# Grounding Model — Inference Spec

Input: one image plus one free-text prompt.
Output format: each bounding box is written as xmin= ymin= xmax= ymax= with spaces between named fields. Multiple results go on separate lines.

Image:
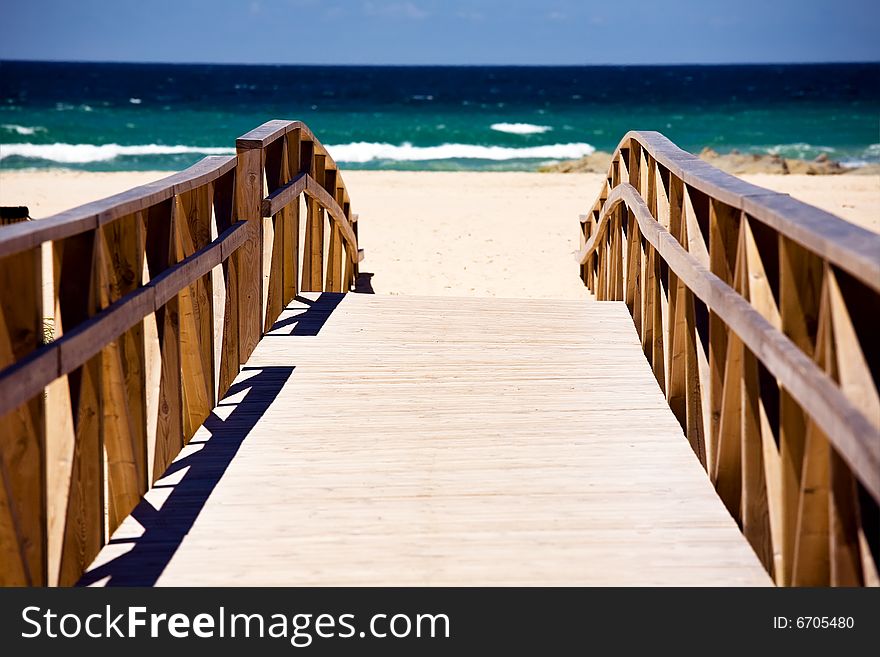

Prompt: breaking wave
xmin=325 ymin=141 xmax=594 ymax=162
xmin=0 ymin=142 xmax=234 ymax=163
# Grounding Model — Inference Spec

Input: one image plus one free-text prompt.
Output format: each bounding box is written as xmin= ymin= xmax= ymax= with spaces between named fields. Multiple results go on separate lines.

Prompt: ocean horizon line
xmin=2 ymin=58 xmax=879 ymax=68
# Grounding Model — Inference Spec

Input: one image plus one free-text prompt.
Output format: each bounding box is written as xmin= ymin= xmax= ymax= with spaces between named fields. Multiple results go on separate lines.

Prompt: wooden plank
xmin=326 ymin=184 xmax=344 ymax=293
xmin=826 ymin=268 xmax=880 ymax=430
xmin=283 ymin=129 xmax=301 ymax=306
xmin=712 ymin=324 xmax=743 ymax=518
xmin=791 ymin=419 xmax=831 ymax=586
xmin=682 ymin=285 xmax=707 ymax=467
xmin=708 ymin=200 xmax=740 ymax=474
xmin=261 ymin=173 xmax=308 ymax=218
xmin=304 ymin=155 xmax=326 ymax=293
xmin=85 ymin=295 xmax=771 ymax=587
xmin=174 ymin=190 xmax=214 ymax=440
xmin=263 ymin=137 xmax=286 ymax=331
xmin=650 ymin=243 xmax=665 ymax=388
xmin=741 ymin=215 xmax=783 ymax=579
xmin=181 ymin=184 xmax=216 ymax=431
xmin=641 ymin=241 xmax=653 ymax=355
xmin=45 ymin=242 xmax=76 ymax=586
xmin=55 ymin=231 xmax=104 ymax=586
xmin=303 ymin=155 xmax=325 ymax=292
xmin=97 ymin=214 xmax=148 ymax=535
xmin=578 ymin=185 xmax=879 ymax=504
xmin=212 ymin=168 xmax=238 ymax=399
xmin=144 ymin=200 xmax=184 ymax=482
xmin=667 ymin=272 xmax=687 ymax=432
xmin=741 ymin=346 xmax=774 ymax=575
xmin=0 ymin=246 xmax=45 ymax=585
xmin=235 ymin=146 xmax=264 ymax=363
xmin=828 ymin=450 xmax=864 ymax=586
xmin=778 ymin=235 xmax=823 ymax=585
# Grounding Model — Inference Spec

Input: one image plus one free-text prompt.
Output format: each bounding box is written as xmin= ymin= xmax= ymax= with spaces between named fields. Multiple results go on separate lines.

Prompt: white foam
xmin=490 ymin=122 xmax=552 ymax=135
xmin=766 ymin=143 xmax=835 ymax=157
xmin=325 ymin=141 xmax=594 ymax=162
xmin=1 ymin=124 xmax=46 ymax=136
xmin=0 ymin=143 xmax=234 ymax=163
xmin=1 ymin=140 xmax=598 ymax=166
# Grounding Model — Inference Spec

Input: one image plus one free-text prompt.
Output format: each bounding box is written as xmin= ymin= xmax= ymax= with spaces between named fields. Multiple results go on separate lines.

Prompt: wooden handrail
xmin=0 ymin=120 xmax=363 ymax=586
xmin=0 ymin=156 xmax=237 ymax=259
xmin=577 ymin=133 xmax=880 ymax=587
xmin=615 ymin=132 xmax=880 ymax=290
xmin=579 ymin=183 xmax=879 ymax=500
xmin=261 ymin=171 xmax=358 ymax=253
xmin=234 ymin=119 xmax=361 ymax=342
xmin=0 ymin=221 xmax=248 ymax=418
xmin=262 ymin=171 xmax=309 ymax=217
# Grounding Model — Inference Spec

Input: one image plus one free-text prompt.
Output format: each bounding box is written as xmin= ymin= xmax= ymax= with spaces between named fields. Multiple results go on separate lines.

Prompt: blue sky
xmin=1 ymin=0 xmax=878 ymax=65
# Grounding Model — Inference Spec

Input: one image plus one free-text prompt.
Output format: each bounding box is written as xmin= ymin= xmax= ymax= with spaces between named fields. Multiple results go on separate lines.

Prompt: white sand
xmin=1 ymin=169 xmax=877 ymax=299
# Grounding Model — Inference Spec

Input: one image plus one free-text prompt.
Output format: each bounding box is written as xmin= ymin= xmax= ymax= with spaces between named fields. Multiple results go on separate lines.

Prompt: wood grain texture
xmin=577 ymin=133 xmax=880 ymax=586
xmin=235 ymin=147 xmax=264 ymax=363
xmin=85 ymin=294 xmax=770 ymax=586
xmin=0 ymin=156 xmax=235 ymax=260
xmin=1 ymin=123 xmax=367 ymax=587
xmin=0 ymin=246 xmax=45 ymax=585
xmin=577 ymin=184 xmax=880 ymax=504
xmin=97 ymin=214 xmax=148 ymax=535
xmin=56 ymin=231 xmax=104 ymax=586
xmin=618 ymin=131 xmax=880 ymax=290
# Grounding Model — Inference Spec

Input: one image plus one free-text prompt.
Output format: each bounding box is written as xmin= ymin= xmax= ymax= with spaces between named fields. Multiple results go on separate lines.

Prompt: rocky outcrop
xmin=539 ymin=147 xmax=868 ymax=175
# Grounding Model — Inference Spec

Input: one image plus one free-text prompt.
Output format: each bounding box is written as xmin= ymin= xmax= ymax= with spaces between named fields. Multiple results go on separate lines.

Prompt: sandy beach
xmin=1 ymin=169 xmax=877 ymax=299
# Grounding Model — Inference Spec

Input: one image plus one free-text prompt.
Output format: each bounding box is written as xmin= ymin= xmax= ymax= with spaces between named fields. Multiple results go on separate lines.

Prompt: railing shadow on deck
xmin=77 ymin=366 xmax=293 ymax=586
xmin=265 ymin=292 xmax=346 ymax=336
xmin=77 ymin=291 xmax=349 ymax=586
xmin=0 ymin=119 xmax=365 ymax=587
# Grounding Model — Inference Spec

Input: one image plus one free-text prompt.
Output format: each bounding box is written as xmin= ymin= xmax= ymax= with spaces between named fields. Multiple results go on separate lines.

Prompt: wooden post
xmin=300 ymin=141 xmax=317 ymax=292
xmin=324 ymin=169 xmax=341 ymax=293
xmin=778 ymin=236 xmax=824 ymax=586
xmin=235 ymin=144 xmax=264 ymax=363
xmin=97 ymin=214 xmax=148 ymax=535
xmin=56 ymin=230 xmax=105 ymax=585
xmin=213 ymin=168 xmax=239 ymax=399
xmin=284 ymin=129 xmax=302 ymax=305
xmin=0 ymin=246 xmax=45 ymax=586
xmin=144 ymin=199 xmax=184 ymax=483
xmin=306 ymin=155 xmax=326 ymax=293
xmin=264 ymin=137 xmax=287 ymax=331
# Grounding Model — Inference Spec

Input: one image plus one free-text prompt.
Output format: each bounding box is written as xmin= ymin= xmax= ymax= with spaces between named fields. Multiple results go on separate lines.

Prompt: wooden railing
xmin=0 ymin=120 xmax=362 ymax=586
xmin=577 ymin=131 xmax=880 ymax=587
xmin=236 ymin=119 xmax=362 ymax=344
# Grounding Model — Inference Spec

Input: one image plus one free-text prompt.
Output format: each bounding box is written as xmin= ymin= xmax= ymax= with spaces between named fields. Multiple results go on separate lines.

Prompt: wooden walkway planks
xmin=82 ymin=293 xmax=771 ymax=586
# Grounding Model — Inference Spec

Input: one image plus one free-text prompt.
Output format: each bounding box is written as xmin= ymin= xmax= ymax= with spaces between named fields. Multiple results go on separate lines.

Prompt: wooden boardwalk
xmin=3 ymin=124 xmax=876 ymax=587
xmin=82 ymin=293 xmax=770 ymax=586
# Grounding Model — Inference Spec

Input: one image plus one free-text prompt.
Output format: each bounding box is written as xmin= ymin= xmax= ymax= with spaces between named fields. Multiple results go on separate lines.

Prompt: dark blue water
xmin=1 ymin=61 xmax=878 ymax=170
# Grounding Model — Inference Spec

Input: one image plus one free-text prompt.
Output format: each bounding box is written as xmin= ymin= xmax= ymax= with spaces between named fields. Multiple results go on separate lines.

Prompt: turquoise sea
xmin=1 ymin=61 xmax=878 ymax=171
